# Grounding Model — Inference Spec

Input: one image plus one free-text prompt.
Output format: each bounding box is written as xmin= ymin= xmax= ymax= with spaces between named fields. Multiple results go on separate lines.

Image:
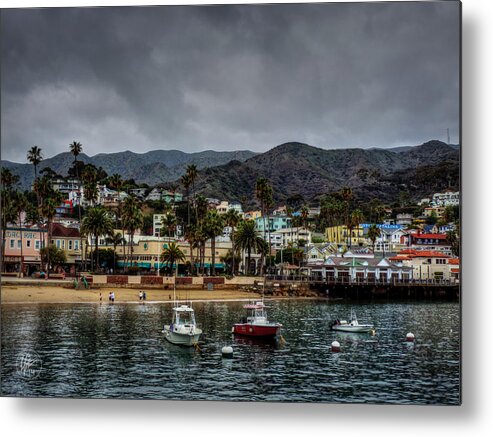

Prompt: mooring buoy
xmin=331 ymin=340 xmax=341 ymax=352
xmin=221 ymin=345 xmax=234 ymax=358
xmin=406 ymin=332 xmax=415 ymax=342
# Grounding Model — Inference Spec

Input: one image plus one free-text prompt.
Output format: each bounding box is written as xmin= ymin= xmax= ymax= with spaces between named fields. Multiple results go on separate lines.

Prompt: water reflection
xmin=1 ymin=300 xmax=460 ymax=404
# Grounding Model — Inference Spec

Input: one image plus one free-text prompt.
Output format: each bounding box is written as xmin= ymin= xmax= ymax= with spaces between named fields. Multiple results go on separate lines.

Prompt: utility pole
xmin=447 ymin=128 xmax=450 ymax=145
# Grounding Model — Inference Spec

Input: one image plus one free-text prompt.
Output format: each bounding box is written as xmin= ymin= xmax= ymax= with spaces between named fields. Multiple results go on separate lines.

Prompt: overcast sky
xmin=1 ymin=1 xmax=460 ymax=163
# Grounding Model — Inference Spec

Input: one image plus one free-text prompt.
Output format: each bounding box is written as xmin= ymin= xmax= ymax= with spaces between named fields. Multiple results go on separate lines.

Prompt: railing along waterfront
xmin=265 ymin=275 xmax=459 ymax=287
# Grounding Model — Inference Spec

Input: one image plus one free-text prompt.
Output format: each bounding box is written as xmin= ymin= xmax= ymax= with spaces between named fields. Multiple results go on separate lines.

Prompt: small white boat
xmin=163 ymin=304 xmax=202 ymax=346
xmin=331 ymin=310 xmax=374 ymax=333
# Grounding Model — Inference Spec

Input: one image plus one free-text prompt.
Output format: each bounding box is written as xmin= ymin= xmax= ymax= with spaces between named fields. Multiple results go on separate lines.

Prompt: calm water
xmin=0 ymin=300 xmax=460 ymax=404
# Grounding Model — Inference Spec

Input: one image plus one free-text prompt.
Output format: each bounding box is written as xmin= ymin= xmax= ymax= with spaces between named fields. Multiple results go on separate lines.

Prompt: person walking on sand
xmin=99 ymin=292 xmax=102 ymax=303
xmin=111 ymin=292 xmax=115 ymax=302
xmin=143 ymin=291 xmax=147 ymax=301
xmin=139 ymin=291 xmax=143 ymax=301
xmin=109 ymin=291 xmax=112 ymax=302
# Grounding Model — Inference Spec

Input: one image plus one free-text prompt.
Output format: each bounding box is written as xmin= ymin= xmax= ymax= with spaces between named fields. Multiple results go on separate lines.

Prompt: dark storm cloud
xmin=1 ymin=2 xmax=460 ymax=162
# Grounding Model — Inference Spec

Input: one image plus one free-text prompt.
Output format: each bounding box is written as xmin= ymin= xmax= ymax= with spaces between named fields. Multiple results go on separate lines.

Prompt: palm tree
xmin=348 ymin=209 xmax=364 ymax=248
xmin=69 ymin=141 xmax=83 ymax=271
xmin=27 ymin=146 xmax=43 ymax=231
xmin=1 ymin=169 xmax=19 ymax=271
xmin=181 ymin=173 xmax=192 ymax=227
xmin=160 ymin=214 xmax=177 ymax=244
xmin=234 ymin=220 xmax=266 ymax=276
xmin=255 ymin=177 xmax=273 ymax=274
xmin=15 ymin=192 xmax=29 ymax=275
xmin=300 ymin=205 xmax=309 ymax=229
xmin=107 ymin=173 xmax=124 ymax=192
xmin=203 ymin=210 xmax=224 ymax=276
xmin=81 ymin=206 xmax=114 ymax=270
xmin=184 ymin=224 xmax=197 ymax=275
xmin=340 ymin=186 xmax=353 ymax=240
xmin=105 ymin=231 xmax=124 ymax=272
xmin=69 ymin=141 xmax=83 ymax=164
xmin=367 ymin=224 xmax=381 ymax=254
xmin=81 ymin=165 xmax=98 ymax=206
xmin=40 ymin=193 xmax=61 ymax=277
xmin=27 ymin=146 xmax=43 ymax=182
xmin=223 ymin=209 xmax=242 ymax=276
xmin=186 ymin=164 xmax=198 ymax=219
xmin=160 ymin=242 xmax=186 ymax=276
xmin=121 ymin=196 xmax=143 ymax=269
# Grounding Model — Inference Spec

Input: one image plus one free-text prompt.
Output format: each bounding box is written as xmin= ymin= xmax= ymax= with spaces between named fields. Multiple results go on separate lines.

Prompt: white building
xmin=432 ymin=191 xmax=460 ymax=207
xmin=268 ymin=227 xmax=312 ymax=250
xmin=146 ymin=188 xmax=162 ymax=202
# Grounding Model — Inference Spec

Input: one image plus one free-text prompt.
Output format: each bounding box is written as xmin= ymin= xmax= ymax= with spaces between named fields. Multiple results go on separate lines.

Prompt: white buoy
xmin=221 ymin=346 xmax=234 ymax=358
xmin=331 ymin=340 xmax=341 ymax=352
xmin=406 ymin=332 xmax=415 ymax=342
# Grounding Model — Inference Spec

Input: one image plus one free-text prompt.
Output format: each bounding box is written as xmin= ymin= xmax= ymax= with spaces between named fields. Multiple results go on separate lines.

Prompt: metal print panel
xmin=0 ymin=1 xmax=461 ymax=404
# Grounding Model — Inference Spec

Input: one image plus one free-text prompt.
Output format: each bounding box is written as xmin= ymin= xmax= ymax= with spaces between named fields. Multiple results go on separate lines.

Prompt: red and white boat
xmin=232 ymin=301 xmax=282 ymax=338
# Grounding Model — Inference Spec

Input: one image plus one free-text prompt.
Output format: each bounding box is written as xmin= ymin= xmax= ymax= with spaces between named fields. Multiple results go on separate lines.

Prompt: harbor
xmin=0 ymin=299 xmax=460 ymax=404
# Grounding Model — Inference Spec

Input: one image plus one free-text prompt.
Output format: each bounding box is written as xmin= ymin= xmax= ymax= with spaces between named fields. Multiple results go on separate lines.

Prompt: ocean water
xmin=0 ymin=299 xmax=460 ymax=404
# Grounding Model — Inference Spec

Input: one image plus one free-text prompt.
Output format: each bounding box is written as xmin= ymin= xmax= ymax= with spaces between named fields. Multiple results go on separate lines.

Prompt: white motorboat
xmin=331 ymin=310 xmax=374 ymax=333
xmin=163 ymin=304 xmax=202 ymax=346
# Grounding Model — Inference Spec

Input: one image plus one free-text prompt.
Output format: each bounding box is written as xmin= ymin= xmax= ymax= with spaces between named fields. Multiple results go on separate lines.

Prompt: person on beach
xmin=139 ymin=291 xmax=143 ymax=301
xmin=99 ymin=292 xmax=102 ymax=303
xmin=143 ymin=291 xmax=147 ymax=301
xmin=109 ymin=292 xmax=112 ymax=302
xmin=111 ymin=292 xmax=115 ymax=302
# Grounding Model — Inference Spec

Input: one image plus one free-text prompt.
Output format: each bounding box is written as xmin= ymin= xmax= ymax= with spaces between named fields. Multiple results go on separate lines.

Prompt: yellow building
xmin=325 ymin=225 xmax=365 ymax=247
xmin=98 ymin=236 xmax=232 ymax=272
xmin=244 ymin=210 xmax=262 ymax=220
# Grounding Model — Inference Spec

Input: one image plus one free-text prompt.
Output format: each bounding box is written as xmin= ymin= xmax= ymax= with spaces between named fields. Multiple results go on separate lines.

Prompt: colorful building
xmin=255 ymin=215 xmax=292 ymax=233
xmin=325 ymin=224 xmax=365 ymax=247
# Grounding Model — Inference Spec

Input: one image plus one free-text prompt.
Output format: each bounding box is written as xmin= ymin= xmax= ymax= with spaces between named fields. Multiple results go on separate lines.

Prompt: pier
xmin=264 ymin=275 xmax=460 ymax=300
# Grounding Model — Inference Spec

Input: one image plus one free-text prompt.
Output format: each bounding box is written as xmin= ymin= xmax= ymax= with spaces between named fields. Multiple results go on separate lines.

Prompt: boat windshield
xmin=174 ymin=311 xmax=194 ymax=325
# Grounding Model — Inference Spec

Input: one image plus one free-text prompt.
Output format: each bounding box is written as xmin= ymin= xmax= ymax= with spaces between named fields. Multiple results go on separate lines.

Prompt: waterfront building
xmin=3 ymin=225 xmax=47 ymax=274
xmin=50 ymin=223 xmax=82 ymax=268
xmin=389 ymin=249 xmax=459 ymax=282
xmin=304 ymin=256 xmax=413 ymax=283
xmin=3 ymin=223 xmax=82 ymax=275
xmin=96 ymin=235 xmax=231 ymax=273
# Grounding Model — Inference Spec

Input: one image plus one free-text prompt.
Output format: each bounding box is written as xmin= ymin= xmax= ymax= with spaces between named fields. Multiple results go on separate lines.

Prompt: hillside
xmin=190 ymin=140 xmax=460 ymax=206
xmin=1 ymin=149 xmax=257 ymax=188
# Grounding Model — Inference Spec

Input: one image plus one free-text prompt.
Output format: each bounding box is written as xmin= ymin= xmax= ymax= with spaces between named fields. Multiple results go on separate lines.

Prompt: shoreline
xmin=0 ymin=285 xmax=267 ymax=304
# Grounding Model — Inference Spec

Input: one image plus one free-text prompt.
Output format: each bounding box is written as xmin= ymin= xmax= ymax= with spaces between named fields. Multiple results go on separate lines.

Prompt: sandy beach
xmin=1 ymin=285 xmax=262 ymax=304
